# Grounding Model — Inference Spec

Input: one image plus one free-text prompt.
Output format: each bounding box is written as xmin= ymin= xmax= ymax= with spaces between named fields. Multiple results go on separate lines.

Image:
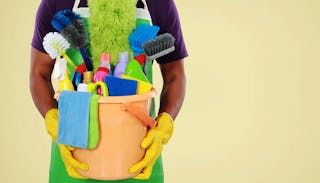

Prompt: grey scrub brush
xmin=142 ymin=33 xmax=176 ymax=61
xmin=142 ymin=33 xmax=176 ymax=76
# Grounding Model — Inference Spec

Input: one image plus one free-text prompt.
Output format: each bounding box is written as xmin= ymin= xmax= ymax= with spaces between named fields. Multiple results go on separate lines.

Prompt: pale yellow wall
xmin=1 ymin=0 xmax=320 ymax=182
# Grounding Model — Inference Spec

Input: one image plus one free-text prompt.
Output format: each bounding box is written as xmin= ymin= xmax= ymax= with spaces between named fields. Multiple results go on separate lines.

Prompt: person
xmin=30 ymin=0 xmax=188 ymax=182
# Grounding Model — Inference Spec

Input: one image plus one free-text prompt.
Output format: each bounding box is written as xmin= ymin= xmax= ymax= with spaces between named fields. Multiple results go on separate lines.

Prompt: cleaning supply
xmin=121 ymin=74 xmax=152 ymax=94
xmin=88 ymin=94 xmax=100 ymax=149
xmin=42 ymin=32 xmax=77 ymax=69
xmin=60 ymin=73 xmax=75 ymax=91
xmin=83 ymin=71 xmax=94 ymax=84
xmin=53 ymin=57 xmax=67 ymax=80
xmin=125 ymin=59 xmax=150 ymax=83
xmin=52 ymin=10 xmax=93 ymax=71
xmin=57 ymin=90 xmax=93 ymax=148
xmin=113 ymin=52 xmax=129 ymax=77
xmin=129 ymin=112 xmax=174 ymax=179
xmin=128 ymin=24 xmax=160 ymax=57
xmin=104 ymin=76 xmax=137 ymax=96
xmin=88 ymin=81 xmax=109 ymax=96
xmin=134 ymin=54 xmax=146 ymax=65
xmin=93 ymin=53 xmax=111 ymax=82
xmin=72 ymin=63 xmax=86 ymax=90
xmin=89 ymin=0 xmax=137 ymax=68
xmin=142 ymin=33 xmax=176 ymax=61
xmin=93 ymin=53 xmax=111 ymax=95
xmin=77 ymin=83 xmax=88 ymax=92
xmin=72 ymin=89 xmax=157 ymax=180
xmin=142 ymin=33 xmax=176 ymax=76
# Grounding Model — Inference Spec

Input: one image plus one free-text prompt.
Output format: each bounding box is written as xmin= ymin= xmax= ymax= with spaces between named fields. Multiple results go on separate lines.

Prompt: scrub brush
xmin=141 ymin=33 xmax=176 ymax=76
xmin=52 ymin=10 xmax=93 ymax=71
xmin=142 ymin=33 xmax=176 ymax=61
xmin=42 ymin=32 xmax=77 ymax=69
xmin=128 ymin=24 xmax=160 ymax=57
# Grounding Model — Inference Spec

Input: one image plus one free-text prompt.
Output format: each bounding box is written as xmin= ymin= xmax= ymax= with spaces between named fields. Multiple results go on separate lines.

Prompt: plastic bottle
xmin=113 ymin=52 xmax=129 ymax=78
xmin=94 ymin=53 xmax=111 ymax=82
xmin=72 ymin=63 xmax=86 ymax=90
xmin=77 ymin=83 xmax=88 ymax=92
xmin=83 ymin=71 xmax=94 ymax=84
xmin=60 ymin=73 xmax=75 ymax=91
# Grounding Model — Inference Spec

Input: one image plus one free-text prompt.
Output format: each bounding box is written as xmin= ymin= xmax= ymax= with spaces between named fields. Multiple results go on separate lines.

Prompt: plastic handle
xmin=88 ymin=81 xmax=109 ymax=96
xmin=123 ymin=102 xmax=157 ymax=128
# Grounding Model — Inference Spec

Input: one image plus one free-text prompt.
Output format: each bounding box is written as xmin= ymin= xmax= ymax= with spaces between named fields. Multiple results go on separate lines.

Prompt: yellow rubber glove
xmin=44 ymin=109 xmax=89 ymax=179
xmin=59 ymin=144 xmax=89 ymax=179
xmin=44 ymin=108 xmax=59 ymax=141
xmin=129 ymin=112 xmax=174 ymax=179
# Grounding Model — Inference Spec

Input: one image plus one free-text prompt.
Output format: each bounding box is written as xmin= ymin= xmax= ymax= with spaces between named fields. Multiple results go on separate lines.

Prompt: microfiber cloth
xmin=57 ymin=90 xmax=92 ymax=148
xmin=105 ymin=76 xmax=137 ymax=96
xmin=88 ymin=94 xmax=100 ymax=149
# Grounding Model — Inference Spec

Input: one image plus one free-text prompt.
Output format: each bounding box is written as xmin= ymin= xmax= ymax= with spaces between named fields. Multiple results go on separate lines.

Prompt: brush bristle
xmin=71 ymin=19 xmax=89 ymax=47
xmin=43 ymin=32 xmax=70 ymax=59
xmin=52 ymin=10 xmax=89 ymax=48
xmin=52 ymin=11 xmax=72 ymax=31
xmin=142 ymin=33 xmax=175 ymax=59
xmin=128 ymin=24 xmax=160 ymax=55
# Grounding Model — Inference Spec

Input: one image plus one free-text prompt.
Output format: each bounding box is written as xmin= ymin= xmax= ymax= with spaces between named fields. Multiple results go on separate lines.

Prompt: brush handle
xmin=80 ymin=47 xmax=94 ymax=71
xmin=62 ymin=53 xmax=77 ymax=69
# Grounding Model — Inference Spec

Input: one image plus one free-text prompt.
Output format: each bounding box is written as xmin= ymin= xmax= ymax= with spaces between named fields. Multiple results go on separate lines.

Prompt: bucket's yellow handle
xmin=123 ymin=102 xmax=157 ymax=128
xmin=88 ymin=81 xmax=109 ymax=96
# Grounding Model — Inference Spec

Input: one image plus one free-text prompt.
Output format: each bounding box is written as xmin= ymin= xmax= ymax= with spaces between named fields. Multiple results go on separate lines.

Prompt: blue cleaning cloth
xmin=105 ymin=76 xmax=137 ymax=96
xmin=57 ymin=90 xmax=92 ymax=148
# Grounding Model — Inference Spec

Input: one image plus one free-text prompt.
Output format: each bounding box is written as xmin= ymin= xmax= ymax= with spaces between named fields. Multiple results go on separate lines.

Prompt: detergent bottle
xmin=94 ymin=53 xmax=111 ymax=82
xmin=114 ymin=52 xmax=129 ymax=78
xmin=60 ymin=73 xmax=74 ymax=91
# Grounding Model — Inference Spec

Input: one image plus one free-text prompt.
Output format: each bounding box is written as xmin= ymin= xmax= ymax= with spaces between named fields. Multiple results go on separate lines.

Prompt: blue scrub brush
xmin=128 ymin=24 xmax=160 ymax=57
xmin=52 ymin=10 xmax=93 ymax=71
xmin=42 ymin=32 xmax=77 ymax=69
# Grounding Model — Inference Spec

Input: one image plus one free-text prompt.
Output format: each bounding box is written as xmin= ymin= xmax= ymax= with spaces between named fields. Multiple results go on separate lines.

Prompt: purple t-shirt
xmin=31 ymin=0 xmax=188 ymax=64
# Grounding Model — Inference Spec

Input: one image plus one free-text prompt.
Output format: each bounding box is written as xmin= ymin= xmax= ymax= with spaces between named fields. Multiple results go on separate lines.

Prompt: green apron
xmin=49 ymin=0 xmax=162 ymax=182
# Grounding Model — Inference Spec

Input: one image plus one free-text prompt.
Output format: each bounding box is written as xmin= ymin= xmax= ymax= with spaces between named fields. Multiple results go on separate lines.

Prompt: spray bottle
xmin=114 ymin=52 xmax=129 ymax=78
xmin=60 ymin=73 xmax=74 ymax=91
xmin=94 ymin=53 xmax=111 ymax=82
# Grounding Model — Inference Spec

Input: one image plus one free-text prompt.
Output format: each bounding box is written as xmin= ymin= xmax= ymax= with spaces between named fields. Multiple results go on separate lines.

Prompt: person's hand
xmin=58 ymin=144 xmax=89 ymax=179
xmin=129 ymin=112 xmax=174 ymax=179
xmin=44 ymin=108 xmax=59 ymax=141
xmin=44 ymin=108 xmax=89 ymax=179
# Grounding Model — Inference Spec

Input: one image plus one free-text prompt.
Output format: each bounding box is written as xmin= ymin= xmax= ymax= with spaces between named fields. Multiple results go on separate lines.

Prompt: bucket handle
xmin=123 ymin=102 xmax=157 ymax=128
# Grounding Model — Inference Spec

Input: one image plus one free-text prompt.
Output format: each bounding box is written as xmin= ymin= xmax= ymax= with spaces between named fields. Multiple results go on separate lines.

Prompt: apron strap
xmin=141 ymin=0 xmax=149 ymax=11
xmin=136 ymin=0 xmax=153 ymax=25
xmin=73 ymin=0 xmax=81 ymax=11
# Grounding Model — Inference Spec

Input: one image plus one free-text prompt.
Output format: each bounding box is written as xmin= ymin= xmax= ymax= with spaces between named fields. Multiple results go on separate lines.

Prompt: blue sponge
xmin=105 ymin=76 xmax=137 ymax=96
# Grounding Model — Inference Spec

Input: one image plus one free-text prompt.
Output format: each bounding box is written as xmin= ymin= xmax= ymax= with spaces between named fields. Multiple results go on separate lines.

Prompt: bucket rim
xmin=98 ymin=88 xmax=157 ymax=104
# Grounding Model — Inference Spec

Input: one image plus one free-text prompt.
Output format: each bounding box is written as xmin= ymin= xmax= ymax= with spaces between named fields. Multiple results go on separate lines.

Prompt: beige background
xmin=1 ymin=0 xmax=320 ymax=182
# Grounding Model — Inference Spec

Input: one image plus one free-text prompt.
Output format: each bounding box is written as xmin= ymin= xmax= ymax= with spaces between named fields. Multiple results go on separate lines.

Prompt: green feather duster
xmin=89 ymin=0 xmax=137 ymax=70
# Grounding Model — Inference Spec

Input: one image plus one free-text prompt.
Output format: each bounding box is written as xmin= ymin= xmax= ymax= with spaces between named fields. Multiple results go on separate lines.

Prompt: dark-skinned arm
xmin=158 ymin=59 xmax=186 ymax=120
xmin=30 ymin=47 xmax=57 ymax=117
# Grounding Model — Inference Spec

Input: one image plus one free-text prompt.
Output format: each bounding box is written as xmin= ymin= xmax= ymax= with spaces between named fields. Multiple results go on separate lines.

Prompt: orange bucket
xmin=73 ymin=89 xmax=157 ymax=180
